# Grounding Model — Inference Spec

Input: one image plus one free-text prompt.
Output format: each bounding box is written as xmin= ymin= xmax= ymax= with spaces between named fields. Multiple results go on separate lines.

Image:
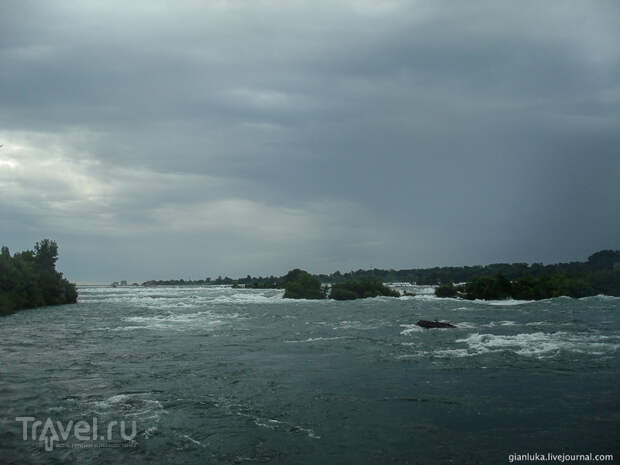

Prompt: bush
xmin=448 ymin=272 xmax=602 ymax=301
xmin=463 ymin=274 xmax=512 ymax=300
xmin=329 ymin=279 xmax=399 ymax=300
xmin=435 ymin=283 xmax=458 ymax=298
xmin=329 ymin=287 xmax=358 ymax=300
xmin=511 ymin=274 xmax=595 ymax=300
xmin=282 ymin=269 xmax=325 ymax=299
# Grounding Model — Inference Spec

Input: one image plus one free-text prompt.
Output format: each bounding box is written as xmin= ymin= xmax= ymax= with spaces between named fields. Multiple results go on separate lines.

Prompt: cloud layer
xmin=1 ymin=1 xmax=619 ymax=281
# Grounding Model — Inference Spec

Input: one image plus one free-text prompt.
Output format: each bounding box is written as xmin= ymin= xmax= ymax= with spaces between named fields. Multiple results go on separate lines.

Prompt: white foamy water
xmin=451 ymin=332 xmax=620 ymax=358
xmin=285 ymin=336 xmax=351 ymax=343
xmin=581 ymin=294 xmax=620 ymax=302
xmin=484 ymin=320 xmax=517 ymax=327
xmin=117 ymin=309 xmax=246 ymax=331
xmin=214 ymin=396 xmax=321 ymax=440
xmin=387 ymin=283 xmax=437 ymax=298
xmin=400 ymin=324 xmax=425 ymax=335
xmin=471 ymin=299 xmax=537 ymax=306
xmin=454 ymin=322 xmax=477 ymax=329
xmin=331 ymin=320 xmax=388 ymax=330
xmin=78 ymin=286 xmax=286 ymax=309
xmin=85 ymin=392 xmax=167 ymax=439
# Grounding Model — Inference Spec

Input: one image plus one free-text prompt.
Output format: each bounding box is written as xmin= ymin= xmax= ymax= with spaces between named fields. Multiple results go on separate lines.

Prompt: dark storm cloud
xmin=1 ymin=0 xmax=619 ymax=281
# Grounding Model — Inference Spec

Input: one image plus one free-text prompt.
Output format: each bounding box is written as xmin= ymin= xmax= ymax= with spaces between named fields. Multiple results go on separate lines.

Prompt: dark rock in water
xmin=416 ymin=320 xmax=456 ymax=329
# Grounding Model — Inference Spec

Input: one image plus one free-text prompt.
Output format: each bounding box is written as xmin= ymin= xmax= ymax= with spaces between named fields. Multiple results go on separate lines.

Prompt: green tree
xmin=329 ymin=279 xmax=399 ymax=300
xmin=587 ymin=250 xmax=620 ymax=270
xmin=283 ymin=269 xmax=325 ymax=299
xmin=463 ymin=274 xmax=512 ymax=300
xmin=435 ymin=283 xmax=458 ymax=298
xmin=34 ymin=239 xmax=59 ymax=271
xmin=0 ymin=239 xmax=76 ymax=315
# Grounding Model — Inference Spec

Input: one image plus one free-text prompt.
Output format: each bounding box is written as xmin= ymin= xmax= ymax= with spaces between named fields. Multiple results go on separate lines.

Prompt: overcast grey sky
xmin=1 ymin=0 xmax=619 ymax=282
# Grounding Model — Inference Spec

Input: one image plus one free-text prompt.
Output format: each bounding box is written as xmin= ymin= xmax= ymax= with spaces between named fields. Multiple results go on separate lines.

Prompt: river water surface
xmin=1 ymin=286 xmax=619 ymax=464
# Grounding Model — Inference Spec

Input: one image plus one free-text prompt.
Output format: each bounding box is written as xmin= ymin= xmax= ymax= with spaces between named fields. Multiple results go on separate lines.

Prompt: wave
xmin=116 ymin=309 xmax=246 ymax=331
xmin=398 ymin=329 xmax=620 ymax=360
xmin=411 ymin=294 xmax=456 ymax=301
xmin=213 ymin=396 xmax=320 ymax=439
xmin=580 ymin=294 xmax=620 ymax=301
xmin=331 ymin=320 xmax=387 ymax=330
xmin=388 ymin=284 xmax=436 ymax=296
xmin=452 ymin=331 xmax=620 ymax=358
xmin=212 ymin=292 xmax=284 ymax=304
xmin=484 ymin=320 xmax=517 ymax=327
xmin=471 ymin=299 xmax=537 ymax=306
xmin=251 ymin=418 xmax=320 ymax=439
xmin=285 ymin=336 xmax=350 ymax=343
xmin=399 ymin=324 xmax=425 ymax=335
xmin=85 ymin=392 xmax=166 ymax=439
xmin=79 ymin=287 xmax=287 ymax=309
xmin=454 ymin=322 xmax=477 ymax=329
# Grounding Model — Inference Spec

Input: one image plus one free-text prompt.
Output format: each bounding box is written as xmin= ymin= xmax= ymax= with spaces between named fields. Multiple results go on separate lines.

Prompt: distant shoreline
xmin=98 ymin=250 xmax=619 ymax=298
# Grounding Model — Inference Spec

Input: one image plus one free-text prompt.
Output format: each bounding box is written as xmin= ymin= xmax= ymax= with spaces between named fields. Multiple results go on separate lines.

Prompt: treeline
xmin=141 ymin=250 xmax=619 ymax=297
xmin=142 ymin=275 xmax=280 ymax=288
xmin=434 ymin=250 xmax=620 ymax=300
xmin=0 ymin=239 xmax=77 ymax=315
xmin=315 ymin=250 xmax=620 ymax=285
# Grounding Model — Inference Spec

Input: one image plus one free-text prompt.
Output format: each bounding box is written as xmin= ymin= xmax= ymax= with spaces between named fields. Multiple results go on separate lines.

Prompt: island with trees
xmin=282 ymin=269 xmax=326 ymax=299
xmin=432 ymin=250 xmax=620 ymax=300
xmin=281 ymin=249 xmax=619 ymax=300
xmin=281 ymin=270 xmax=399 ymax=300
xmin=0 ymin=239 xmax=77 ymax=316
xmin=329 ymin=279 xmax=400 ymax=300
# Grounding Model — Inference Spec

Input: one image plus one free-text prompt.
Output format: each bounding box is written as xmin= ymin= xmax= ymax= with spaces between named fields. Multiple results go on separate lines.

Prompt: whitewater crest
xmin=85 ymin=392 xmax=166 ymax=440
xmin=449 ymin=332 xmax=620 ymax=358
xmin=285 ymin=336 xmax=350 ymax=343
xmin=213 ymin=396 xmax=320 ymax=440
xmin=78 ymin=286 xmax=286 ymax=309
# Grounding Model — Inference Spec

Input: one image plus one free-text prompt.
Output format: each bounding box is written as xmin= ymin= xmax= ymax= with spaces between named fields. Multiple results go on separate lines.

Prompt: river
xmin=1 ymin=286 xmax=618 ymax=464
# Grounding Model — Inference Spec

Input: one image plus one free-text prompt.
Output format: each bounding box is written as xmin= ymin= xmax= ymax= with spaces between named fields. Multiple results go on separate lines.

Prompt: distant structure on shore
xmin=111 ymin=280 xmax=139 ymax=287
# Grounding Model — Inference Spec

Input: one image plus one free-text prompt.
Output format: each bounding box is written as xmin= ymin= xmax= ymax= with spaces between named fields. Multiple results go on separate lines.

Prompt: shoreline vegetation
xmin=0 ymin=240 xmax=77 ymax=316
xmin=434 ymin=250 xmax=620 ymax=300
xmin=139 ymin=250 xmax=620 ymax=301
xmin=3 ymin=244 xmax=617 ymax=311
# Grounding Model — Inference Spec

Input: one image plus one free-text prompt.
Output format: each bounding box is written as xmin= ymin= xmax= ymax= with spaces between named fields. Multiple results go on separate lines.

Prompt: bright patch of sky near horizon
xmin=1 ymin=0 xmax=619 ymax=282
